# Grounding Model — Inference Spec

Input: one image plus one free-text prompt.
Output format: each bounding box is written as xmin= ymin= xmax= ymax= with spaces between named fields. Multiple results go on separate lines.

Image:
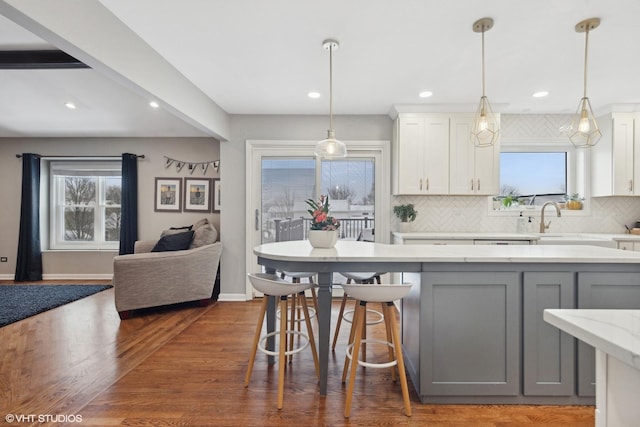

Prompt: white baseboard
xmin=218 ymin=293 xmax=249 ymax=301
xmin=0 ymin=274 xmax=15 ymax=280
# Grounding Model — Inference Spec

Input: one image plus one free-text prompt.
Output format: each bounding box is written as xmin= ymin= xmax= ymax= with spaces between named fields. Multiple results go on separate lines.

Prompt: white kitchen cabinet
xmin=592 ymin=112 xmax=639 ymax=196
xmin=449 ymin=114 xmax=500 ymax=195
xmin=393 ymin=113 xmax=449 ymax=195
xmin=403 ymin=239 xmax=474 ymax=245
xmin=617 ymin=240 xmax=640 ymax=251
xmin=393 ymin=113 xmax=500 ymax=196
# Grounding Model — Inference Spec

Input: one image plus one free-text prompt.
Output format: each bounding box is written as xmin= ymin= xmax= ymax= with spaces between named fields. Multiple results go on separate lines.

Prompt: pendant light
xmin=315 ymin=39 xmax=347 ymax=158
xmin=471 ymin=18 xmax=500 ymax=148
xmin=565 ymin=18 xmax=602 ymax=148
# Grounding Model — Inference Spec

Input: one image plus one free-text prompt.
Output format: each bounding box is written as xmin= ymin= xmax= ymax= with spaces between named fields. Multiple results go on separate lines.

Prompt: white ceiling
xmin=2 ymin=0 xmax=640 ymax=137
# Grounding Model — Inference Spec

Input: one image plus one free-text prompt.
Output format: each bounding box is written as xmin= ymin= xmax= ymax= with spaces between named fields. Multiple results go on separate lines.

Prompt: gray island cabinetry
xmin=400 ymin=259 xmax=640 ymax=405
xmin=254 ymin=240 xmax=640 ymax=403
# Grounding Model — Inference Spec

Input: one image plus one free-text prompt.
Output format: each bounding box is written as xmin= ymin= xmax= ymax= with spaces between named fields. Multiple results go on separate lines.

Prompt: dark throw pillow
xmin=151 ymin=230 xmax=195 ymax=252
xmin=161 ymin=225 xmax=193 ymax=238
xmin=170 ymin=225 xmax=193 ymax=231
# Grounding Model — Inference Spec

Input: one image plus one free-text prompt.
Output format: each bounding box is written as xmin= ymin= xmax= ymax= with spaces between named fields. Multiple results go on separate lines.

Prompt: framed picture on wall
xmin=155 ymin=177 xmax=182 ymax=212
xmin=212 ymin=178 xmax=221 ymax=213
xmin=184 ymin=178 xmax=212 ymax=212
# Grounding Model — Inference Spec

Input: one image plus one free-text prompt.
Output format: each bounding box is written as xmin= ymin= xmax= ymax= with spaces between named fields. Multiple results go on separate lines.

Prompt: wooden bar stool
xmin=279 ymin=271 xmax=318 ymax=362
xmin=340 ymin=283 xmax=413 ymax=418
xmin=280 ymin=271 xmax=319 ymax=314
xmin=245 ymin=273 xmax=320 ymax=410
xmin=332 ymin=272 xmax=383 ymax=353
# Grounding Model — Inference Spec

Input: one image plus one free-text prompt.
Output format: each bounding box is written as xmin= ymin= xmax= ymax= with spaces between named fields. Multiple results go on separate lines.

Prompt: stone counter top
xmin=544 ymin=309 xmax=640 ymax=371
xmin=255 ymin=240 xmax=640 ymax=263
xmin=392 ymin=231 xmax=640 ymax=242
xmin=392 ymin=232 xmax=540 ymax=241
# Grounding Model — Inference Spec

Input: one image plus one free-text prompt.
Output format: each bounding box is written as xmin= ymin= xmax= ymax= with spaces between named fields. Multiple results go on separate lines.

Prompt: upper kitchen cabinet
xmin=449 ymin=114 xmax=500 ymax=195
xmin=393 ymin=113 xmax=450 ymax=195
xmin=591 ymin=112 xmax=638 ymax=196
xmin=392 ymin=113 xmax=500 ymax=196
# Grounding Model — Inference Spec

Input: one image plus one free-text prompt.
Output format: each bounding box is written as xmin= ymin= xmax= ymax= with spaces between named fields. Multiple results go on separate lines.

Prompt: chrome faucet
xmin=539 ymin=201 xmax=562 ymax=233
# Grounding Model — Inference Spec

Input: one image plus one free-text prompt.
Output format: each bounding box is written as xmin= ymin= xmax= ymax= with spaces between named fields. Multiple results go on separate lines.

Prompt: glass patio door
xmin=260 ymin=158 xmax=316 ymax=244
xmin=246 ymin=140 xmax=389 ymax=297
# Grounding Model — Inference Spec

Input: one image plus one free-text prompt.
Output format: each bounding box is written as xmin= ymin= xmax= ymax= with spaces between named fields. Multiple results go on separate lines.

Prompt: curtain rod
xmin=16 ymin=154 xmax=145 ymax=159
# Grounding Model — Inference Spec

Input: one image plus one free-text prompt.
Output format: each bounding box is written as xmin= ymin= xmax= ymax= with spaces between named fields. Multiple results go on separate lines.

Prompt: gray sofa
xmin=113 ymin=238 xmax=222 ymax=319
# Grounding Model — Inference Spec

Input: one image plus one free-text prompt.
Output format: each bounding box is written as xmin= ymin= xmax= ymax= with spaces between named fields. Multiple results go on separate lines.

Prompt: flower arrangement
xmin=305 ymin=195 xmax=340 ymax=230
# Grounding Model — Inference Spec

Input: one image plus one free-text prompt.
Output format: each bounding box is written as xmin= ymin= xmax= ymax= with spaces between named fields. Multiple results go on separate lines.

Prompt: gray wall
xmin=220 ymin=114 xmax=392 ymax=299
xmin=0 ymin=137 xmax=219 ymax=278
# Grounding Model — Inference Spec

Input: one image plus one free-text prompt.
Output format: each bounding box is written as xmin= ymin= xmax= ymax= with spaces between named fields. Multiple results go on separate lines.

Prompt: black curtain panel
xmin=119 ymin=153 xmax=139 ymax=255
xmin=15 ymin=153 xmax=43 ymax=281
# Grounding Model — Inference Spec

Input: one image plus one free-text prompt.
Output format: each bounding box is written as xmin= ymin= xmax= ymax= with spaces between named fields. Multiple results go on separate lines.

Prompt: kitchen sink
xmin=535 ymin=233 xmax=617 ymax=248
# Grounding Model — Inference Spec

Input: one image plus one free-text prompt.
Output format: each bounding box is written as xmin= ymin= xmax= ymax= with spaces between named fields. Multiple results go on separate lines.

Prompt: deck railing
xmin=270 ymin=216 xmax=373 ymax=243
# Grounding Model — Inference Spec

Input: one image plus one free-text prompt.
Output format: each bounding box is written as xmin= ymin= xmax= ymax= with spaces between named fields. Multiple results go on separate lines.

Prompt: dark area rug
xmin=0 ymin=284 xmax=112 ymax=327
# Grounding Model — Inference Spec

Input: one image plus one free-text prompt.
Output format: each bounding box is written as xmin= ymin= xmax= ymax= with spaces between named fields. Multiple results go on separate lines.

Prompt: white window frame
xmin=489 ymin=139 xmax=590 ymax=217
xmin=49 ymin=160 xmax=122 ymax=250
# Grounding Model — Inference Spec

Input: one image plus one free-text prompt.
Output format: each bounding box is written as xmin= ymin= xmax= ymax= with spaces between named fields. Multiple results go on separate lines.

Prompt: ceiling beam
xmin=0 ymin=49 xmax=89 ymax=69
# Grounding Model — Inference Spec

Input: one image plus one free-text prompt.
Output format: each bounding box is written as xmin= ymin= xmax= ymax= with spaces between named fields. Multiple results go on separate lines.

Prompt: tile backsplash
xmin=390 ymin=114 xmax=640 ymax=235
xmin=392 ymin=195 xmax=640 ymax=234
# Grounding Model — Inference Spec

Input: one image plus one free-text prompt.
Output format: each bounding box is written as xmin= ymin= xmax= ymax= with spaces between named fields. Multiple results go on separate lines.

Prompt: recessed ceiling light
xmin=532 ymin=91 xmax=549 ymax=98
xmin=64 ymin=102 xmax=76 ymax=109
xmin=307 ymin=91 xmax=321 ymax=99
xmin=418 ymin=91 xmax=433 ymax=98
xmin=149 ymin=101 xmax=160 ymax=108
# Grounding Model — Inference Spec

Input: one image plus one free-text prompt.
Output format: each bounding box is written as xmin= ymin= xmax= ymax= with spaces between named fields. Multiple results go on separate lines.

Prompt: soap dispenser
xmin=526 ymin=216 xmax=534 ymax=233
xmin=517 ymin=212 xmax=526 ymax=233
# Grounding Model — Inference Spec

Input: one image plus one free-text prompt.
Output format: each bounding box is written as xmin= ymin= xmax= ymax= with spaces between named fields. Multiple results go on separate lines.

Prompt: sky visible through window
xmin=500 ymin=152 xmax=566 ymax=196
xmin=261 ymin=158 xmax=374 ymax=205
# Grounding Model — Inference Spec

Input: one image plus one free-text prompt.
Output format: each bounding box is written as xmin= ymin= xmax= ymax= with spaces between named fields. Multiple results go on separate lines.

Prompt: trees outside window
xmin=50 ymin=161 xmax=121 ymax=249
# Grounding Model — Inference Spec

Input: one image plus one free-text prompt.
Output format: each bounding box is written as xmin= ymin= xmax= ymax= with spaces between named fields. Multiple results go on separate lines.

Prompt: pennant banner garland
xmin=164 ymin=156 xmax=219 ymax=175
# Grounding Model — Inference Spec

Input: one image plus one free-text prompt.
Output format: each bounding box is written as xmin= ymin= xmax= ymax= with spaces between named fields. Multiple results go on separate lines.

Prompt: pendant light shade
xmin=315 ymin=39 xmax=347 ymax=158
xmin=564 ymin=18 xmax=601 ymax=148
xmin=471 ymin=18 xmax=499 ymax=148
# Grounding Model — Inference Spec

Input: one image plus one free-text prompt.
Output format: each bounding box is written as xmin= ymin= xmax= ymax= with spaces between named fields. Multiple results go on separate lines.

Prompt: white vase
xmin=308 ymin=229 xmax=339 ymax=248
xmin=398 ymin=222 xmax=412 ymax=233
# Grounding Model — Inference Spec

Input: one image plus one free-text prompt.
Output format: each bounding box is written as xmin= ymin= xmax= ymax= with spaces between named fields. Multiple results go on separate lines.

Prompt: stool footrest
xmin=346 ymin=338 xmax=397 ymax=369
xmin=258 ymin=330 xmax=310 ymax=357
xmin=277 ymin=306 xmax=316 ymax=322
xmin=342 ymin=308 xmax=384 ymax=325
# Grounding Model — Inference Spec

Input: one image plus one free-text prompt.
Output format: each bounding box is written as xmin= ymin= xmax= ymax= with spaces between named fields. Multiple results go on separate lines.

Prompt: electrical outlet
xmin=0 ymin=257 xmax=7 ymax=262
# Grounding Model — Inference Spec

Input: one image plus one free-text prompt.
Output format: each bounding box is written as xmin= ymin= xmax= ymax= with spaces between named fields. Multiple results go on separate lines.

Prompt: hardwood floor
xmin=0 ymin=281 xmax=595 ymax=426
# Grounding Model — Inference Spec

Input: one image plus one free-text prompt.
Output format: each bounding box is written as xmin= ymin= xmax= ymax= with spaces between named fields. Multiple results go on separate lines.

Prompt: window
xmin=49 ymin=161 xmax=121 ymax=249
xmin=492 ymin=137 xmax=588 ymax=213
xmin=500 ymin=152 xmax=567 ymax=205
xmin=321 ymin=159 xmax=375 ymax=206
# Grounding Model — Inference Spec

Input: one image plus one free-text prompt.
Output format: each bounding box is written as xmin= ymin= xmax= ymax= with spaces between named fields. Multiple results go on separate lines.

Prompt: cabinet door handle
xmin=477 ymin=179 xmax=480 ymax=191
xmin=255 ymin=209 xmax=260 ymax=231
xmin=419 ymin=178 xmax=423 ymax=191
xmin=630 ymin=180 xmax=634 ymax=192
xmin=470 ymin=179 xmax=474 ymax=191
xmin=426 ymin=178 xmax=429 ymax=191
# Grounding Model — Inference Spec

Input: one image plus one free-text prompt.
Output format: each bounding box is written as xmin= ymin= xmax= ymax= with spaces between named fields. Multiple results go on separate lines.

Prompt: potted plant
xmin=305 ymin=195 xmax=341 ymax=248
xmin=393 ymin=204 xmax=417 ymax=232
xmin=564 ymin=193 xmax=584 ymax=210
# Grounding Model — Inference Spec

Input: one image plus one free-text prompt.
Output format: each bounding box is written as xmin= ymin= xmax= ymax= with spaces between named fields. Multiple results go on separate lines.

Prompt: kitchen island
xmin=254 ymin=241 xmax=640 ymax=403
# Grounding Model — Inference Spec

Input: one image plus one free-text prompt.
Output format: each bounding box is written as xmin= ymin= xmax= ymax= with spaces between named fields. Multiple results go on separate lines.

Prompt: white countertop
xmin=392 ymin=231 xmax=640 ymax=242
xmin=254 ymin=240 xmax=640 ymax=263
xmin=544 ymin=309 xmax=640 ymax=371
xmin=392 ymin=232 xmax=541 ymax=241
